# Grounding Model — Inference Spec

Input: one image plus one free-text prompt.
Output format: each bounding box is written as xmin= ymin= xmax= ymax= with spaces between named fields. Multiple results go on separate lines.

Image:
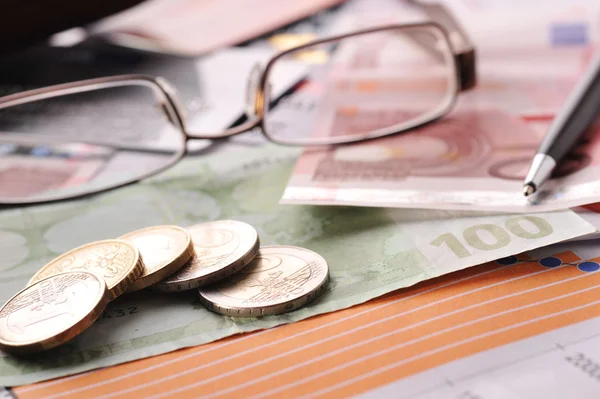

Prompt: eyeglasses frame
xmin=0 ymin=3 xmax=475 ymax=205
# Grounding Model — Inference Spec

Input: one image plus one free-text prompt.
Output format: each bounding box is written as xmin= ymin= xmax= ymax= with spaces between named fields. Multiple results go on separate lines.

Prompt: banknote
xmin=321 ymin=0 xmax=598 ymax=118
xmin=281 ymin=106 xmax=600 ymax=212
xmin=460 ymin=46 xmax=592 ymax=117
xmin=0 ymin=142 xmax=593 ymax=386
xmin=272 ymin=3 xmax=600 ymax=212
xmin=574 ymin=204 xmax=600 ymax=240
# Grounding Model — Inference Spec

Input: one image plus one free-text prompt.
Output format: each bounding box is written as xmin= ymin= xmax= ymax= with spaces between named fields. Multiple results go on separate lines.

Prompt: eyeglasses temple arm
xmin=406 ymin=0 xmax=476 ymax=91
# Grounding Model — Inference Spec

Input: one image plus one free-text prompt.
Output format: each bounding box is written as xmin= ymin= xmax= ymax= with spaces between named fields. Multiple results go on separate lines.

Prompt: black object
xmin=0 ymin=0 xmax=144 ymax=54
xmin=523 ymin=51 xmax=600 ymax=196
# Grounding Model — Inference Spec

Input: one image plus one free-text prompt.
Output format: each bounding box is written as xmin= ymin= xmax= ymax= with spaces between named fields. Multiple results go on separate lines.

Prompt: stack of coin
xmin=1 ymin=239 xmax=143 ymax=355
xmin=0 ymin=220 xmax=329 ymax=355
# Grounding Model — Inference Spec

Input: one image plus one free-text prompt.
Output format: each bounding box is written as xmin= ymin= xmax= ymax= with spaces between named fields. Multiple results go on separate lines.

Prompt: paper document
xmin=92 ymin=0 xmax=344 ymax=55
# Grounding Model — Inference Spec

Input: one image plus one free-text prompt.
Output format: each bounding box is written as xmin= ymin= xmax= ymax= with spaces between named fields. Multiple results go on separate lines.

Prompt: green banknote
xmin=0 ymin=143 xmax=594 ymax=386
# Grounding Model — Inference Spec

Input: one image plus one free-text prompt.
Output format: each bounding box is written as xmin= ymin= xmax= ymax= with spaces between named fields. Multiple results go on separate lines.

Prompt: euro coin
xmin=0 ymin=271 xmax=110 ymax=355
xmin=28 ymin=240 xmax=143 ymax=300
xmin=198 ymin=245 xmax=329 ymax=317
xmin=153 ymin=220 xmax=260 ymax=292
xmin=119 ymin=225 xmax=194 ymax=292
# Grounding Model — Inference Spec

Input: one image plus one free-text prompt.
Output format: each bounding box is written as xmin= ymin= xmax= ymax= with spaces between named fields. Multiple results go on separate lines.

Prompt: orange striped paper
xmin=14 ymin=251 xmax=600 ymax=399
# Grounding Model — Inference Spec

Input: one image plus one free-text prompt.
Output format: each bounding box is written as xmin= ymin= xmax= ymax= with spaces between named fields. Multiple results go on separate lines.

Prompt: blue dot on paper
xmin=497 ymin=256 xmax=518 ymax=265
xmin=578 ymin=262 xmax=600 ymax=273
xmin=540 ymin=257 xmax=562 ymax=268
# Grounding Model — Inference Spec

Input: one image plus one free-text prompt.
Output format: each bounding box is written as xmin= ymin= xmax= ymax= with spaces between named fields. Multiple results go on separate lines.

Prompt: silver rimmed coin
xmin=153 ymin=220 xmax=260 ymax=292
xmin=0 ymin=271 xmax=110 ymax=355
xmin=119 ymin=225 xmax=194 ymax=292
xmin=198 ymin=245 xmax=329 ymax=317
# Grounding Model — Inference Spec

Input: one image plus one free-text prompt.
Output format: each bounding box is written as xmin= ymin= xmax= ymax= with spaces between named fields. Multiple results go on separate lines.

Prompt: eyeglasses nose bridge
xmin=246 ymin=62 xmax=264 ymax=118
xmin=154 ymin=76 xmax=186 ymax=129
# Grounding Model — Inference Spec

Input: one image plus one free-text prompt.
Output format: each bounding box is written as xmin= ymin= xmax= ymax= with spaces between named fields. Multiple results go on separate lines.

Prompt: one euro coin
xmin=198 ymin=245 xmax=329 ymax=317
xmin=0 ymin=271 xmax=110 ymax=355
xmin=28 ymin=239 xmax=143 ymax=300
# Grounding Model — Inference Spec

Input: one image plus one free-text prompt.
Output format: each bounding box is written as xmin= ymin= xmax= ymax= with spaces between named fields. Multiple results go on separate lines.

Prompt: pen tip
xmin=523 ymin=183 xmax=536 ymax=197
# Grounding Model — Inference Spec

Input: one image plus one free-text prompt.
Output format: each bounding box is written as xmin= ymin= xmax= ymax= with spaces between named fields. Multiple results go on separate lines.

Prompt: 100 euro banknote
xmin=0 ymin=143 xmax=594 ymax=386
xmin=281 ymin=107 xmax=600 ymax=212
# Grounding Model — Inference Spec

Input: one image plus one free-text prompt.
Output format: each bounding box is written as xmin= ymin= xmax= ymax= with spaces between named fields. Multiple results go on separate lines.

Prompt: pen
xmin=523 ymin=50 xmax=600 ymax=197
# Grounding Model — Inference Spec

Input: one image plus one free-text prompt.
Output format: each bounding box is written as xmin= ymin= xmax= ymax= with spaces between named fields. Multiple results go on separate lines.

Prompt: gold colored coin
xmin=119 ymin=225 xmax=194 ymax=292
xmin=28 ymin=240 xmax=143 ymax=300
xmin=198 ymin=245 xmax=329 ymax=317
xmin=0 ymin=271 xmax=110 ymax=355
xmin=152 ymin=220 xmax=260 ymax=292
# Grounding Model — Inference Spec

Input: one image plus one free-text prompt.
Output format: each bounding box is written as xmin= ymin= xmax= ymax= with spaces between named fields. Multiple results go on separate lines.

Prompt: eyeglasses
xmin=0 ymin=1 xmax=475 ymax=205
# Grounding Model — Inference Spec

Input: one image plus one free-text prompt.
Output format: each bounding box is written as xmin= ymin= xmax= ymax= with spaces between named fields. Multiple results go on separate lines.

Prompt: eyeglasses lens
xmin=263 ymin=25 xmax=457 ymax=145
xmin=0 ymin=84 xmax=185 ymax=203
